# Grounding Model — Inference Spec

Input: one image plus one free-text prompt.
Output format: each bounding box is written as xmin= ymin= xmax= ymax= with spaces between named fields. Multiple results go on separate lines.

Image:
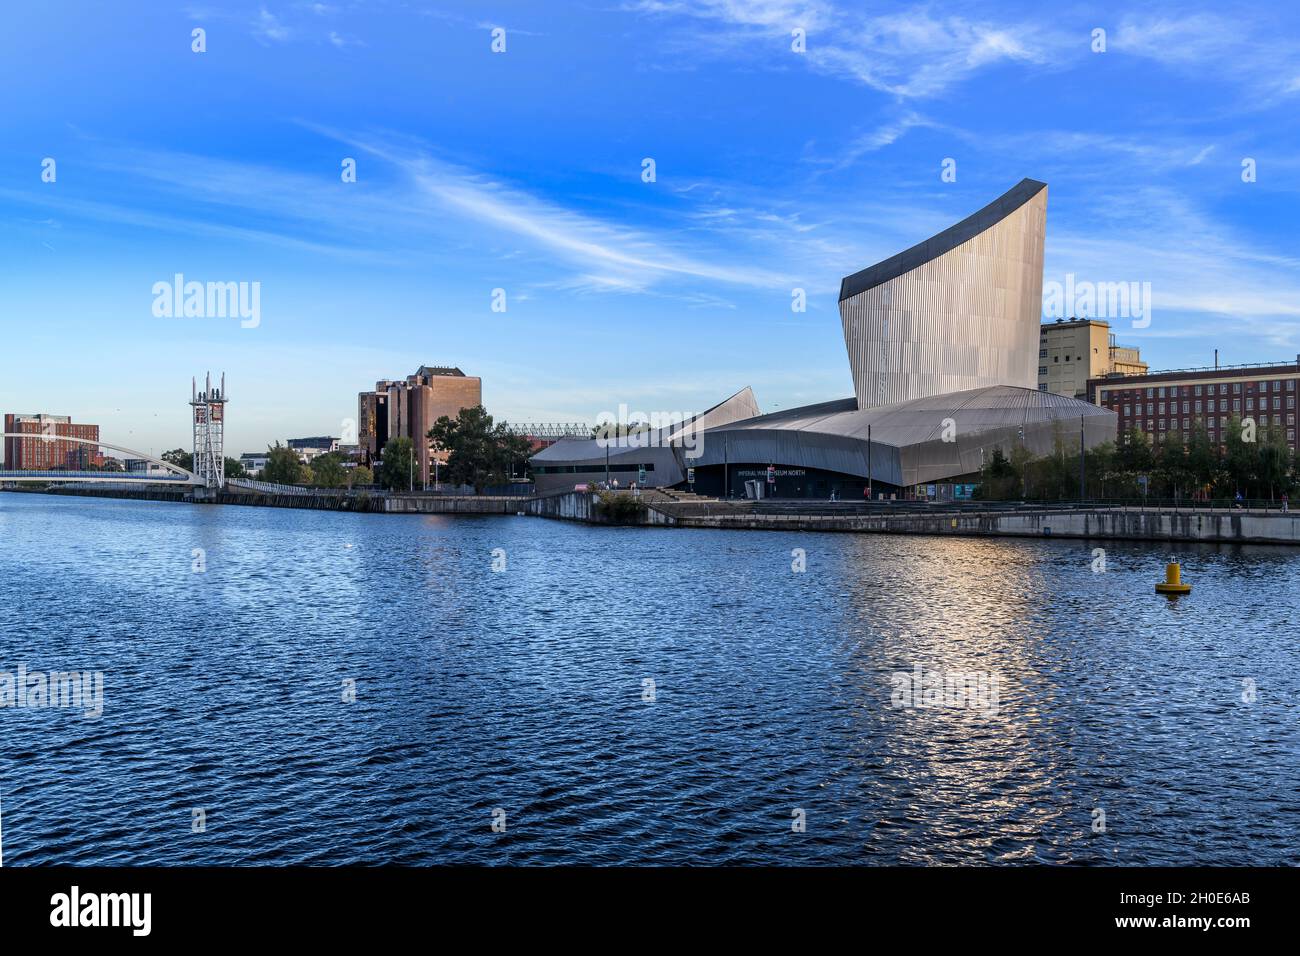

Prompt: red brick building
xmin=358 ymin=366 xmax=483 ymax=486
xmin=1088 ymin=360 xmax=1300 ymax=449
xmin=3 ymin=414 xmax=103 ymax=470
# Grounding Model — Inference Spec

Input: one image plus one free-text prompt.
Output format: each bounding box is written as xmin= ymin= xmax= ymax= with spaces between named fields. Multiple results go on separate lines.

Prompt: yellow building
xmin=1038 ymin=318 xmax=1147 ymax=400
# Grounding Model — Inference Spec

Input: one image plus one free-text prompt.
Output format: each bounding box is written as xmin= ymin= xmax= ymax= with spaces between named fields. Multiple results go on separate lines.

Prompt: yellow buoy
xmin=1155 ymin=561 xmax=1192 ymax=595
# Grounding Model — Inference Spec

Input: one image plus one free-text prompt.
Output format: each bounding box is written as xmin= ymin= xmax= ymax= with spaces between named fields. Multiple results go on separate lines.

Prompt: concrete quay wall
xmin=666 ymin=507 xmax=1300 ymax=544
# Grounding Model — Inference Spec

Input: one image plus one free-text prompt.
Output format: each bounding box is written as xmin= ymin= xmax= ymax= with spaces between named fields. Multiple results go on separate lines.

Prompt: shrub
xmin=593 ymin=490 xmax=647 ymax=523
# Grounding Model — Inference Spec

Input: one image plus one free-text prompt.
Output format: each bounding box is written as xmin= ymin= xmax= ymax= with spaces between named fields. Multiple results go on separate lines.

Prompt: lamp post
xmin=867 ymin=423 xmax=873 ymax=500
xmin=724 ymin=435 xmax=730 ymax=499
xmin=1019 ymin=424 xmax=1027 ymax=498
xmin=1079 ymin=415 xmax=1086 ymax=500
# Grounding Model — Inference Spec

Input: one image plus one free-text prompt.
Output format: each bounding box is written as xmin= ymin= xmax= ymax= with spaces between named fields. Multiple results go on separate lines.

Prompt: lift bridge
xmin=0 ymin=373 xmax=227 ymax=490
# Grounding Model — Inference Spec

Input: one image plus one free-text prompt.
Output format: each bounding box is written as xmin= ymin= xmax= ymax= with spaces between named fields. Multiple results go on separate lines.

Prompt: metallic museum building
xmin=531 ymin=180 xmax=1117 ymax=499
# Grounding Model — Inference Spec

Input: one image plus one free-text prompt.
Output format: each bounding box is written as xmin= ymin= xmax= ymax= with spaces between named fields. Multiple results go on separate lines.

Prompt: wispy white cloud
xmin=1046 ymin=185 xmax=1300 ymax=354
xmin=630 ymin=0 xmax=1069 ymax=98
xmin=1111 ymin=13 xmax=1300 ymax=102
xmin=327 ymin=30 xmax=364 ymax=48
xmin=305 ymin=125 xmax=796 ymax=292
xmin=13 ymin=128 xmax=804 ymax=301
xmin=252 ymin=7 xmax=291 ymax=44
xmin=805 ymin=110 xmax=945 ymax=173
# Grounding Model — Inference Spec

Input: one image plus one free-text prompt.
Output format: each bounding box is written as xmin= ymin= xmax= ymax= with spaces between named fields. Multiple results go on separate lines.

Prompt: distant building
xmin=124 ymin=458 xmax=170 ymax=478
xmin=359 ymin=366 xmax=482 ymax=486
xmin=239 ymin=452 xmax=270 ymax=476
xmin=357 ymin=380 xmax=396 ymax=465
xmin=286 ymin=437 xmax=338 ymax=462
xmin=1039 ymin=318 xmax=1147 ymax=399
xmin=3 ymin=414 xmax=101 ymax=470
xmin=1088 ymin=358 xmax=1300 ymax=450
xmin=508 ymin=423 xmax=592 ymax=453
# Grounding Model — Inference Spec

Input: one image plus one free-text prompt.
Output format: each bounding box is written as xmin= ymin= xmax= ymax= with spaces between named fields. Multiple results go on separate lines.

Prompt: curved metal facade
xmin=840 ymin=179 xmax=1047 ymax=409
xmin=529 ymin=387 xmax=760 ymax=493
xmin=694 ymin=385 xmax=1116 ymax=488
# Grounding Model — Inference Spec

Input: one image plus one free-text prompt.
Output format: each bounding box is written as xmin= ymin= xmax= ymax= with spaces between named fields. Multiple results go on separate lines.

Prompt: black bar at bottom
xmin=0 ymin=866 xmax=1288 ymax=942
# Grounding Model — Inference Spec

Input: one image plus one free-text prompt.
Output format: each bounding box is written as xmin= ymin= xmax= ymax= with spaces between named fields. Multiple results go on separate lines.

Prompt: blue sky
xmin=1 ymin=1 xmax=1298 ymax=457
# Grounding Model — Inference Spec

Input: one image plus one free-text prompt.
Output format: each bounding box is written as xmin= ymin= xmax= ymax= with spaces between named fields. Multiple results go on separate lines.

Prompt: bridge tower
xmin=190 ymin=372 xmax=228 ymax=489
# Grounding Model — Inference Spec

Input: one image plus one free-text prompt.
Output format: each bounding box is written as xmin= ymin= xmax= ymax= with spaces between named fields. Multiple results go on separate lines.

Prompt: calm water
xmin=1 ymin=493 xmax=1297 ymax=865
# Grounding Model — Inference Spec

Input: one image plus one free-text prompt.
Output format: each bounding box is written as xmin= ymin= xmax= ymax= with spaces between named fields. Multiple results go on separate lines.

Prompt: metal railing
xmin=0 ymin=469 xmax=189 ymax=481
xmin=226 ymin=477 xmax=349 ymax=497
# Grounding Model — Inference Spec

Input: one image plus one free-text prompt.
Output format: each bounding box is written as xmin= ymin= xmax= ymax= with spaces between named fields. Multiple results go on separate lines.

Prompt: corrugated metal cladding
xmin=529 ymin=387 xmax=760 ymax=492
xmin=529 ymin=179 xmax=1121 ymax=490
xmin=698 ymin=385 xmax=1116 ymax=487
xmin=840 ymin=180 xmax=1047 ymax=409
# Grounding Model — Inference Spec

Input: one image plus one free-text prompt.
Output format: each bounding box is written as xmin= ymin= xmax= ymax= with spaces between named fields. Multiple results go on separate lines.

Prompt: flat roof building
xmin=3 ymin=413 xmax=101 ymax=470
xmin=286 ymin=436 xmax=339 ymax=462
xmin=1089 ymin=359 xmax=1300 ymax=451
xmin=359 ymin=366 xmax=483 ymax=487
xmin=1039 ymin=317 xmax=1147 ymax=399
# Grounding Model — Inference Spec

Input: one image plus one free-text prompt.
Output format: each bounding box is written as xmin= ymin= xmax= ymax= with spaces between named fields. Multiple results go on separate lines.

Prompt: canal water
xmin=0 ymin=493 xmax=1296 ymax=865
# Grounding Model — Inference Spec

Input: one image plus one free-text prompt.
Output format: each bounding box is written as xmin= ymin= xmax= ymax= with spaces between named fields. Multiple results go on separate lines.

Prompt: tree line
xmin=211 ymin=405 xmax=531 ymax=493
xmin=376 ymin=405 xmax=533 ymax=493
xmin=976 ymin=416 xmax=1298 ymax=502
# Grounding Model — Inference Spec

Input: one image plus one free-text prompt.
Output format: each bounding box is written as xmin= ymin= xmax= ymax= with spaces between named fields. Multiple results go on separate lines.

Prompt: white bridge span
xmin=0 ymin=433 xmax=204 ymax=485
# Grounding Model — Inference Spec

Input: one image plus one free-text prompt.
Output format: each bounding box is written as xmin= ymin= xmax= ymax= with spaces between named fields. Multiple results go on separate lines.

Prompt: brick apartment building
xmin=3 ymin=413 xmax=102 ymax=470
xmin=1088 ymin=359 xmax=1300 ymax=450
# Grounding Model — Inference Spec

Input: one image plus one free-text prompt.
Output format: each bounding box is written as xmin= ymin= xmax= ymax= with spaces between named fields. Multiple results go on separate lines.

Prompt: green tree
xmin=1257 ymin=423 xmax=1290 ymax=501
xmin=1155 ymin=430 xmax=1189 ymax=500
xmin=263 ymin=442 xmax=304 ymax=485
xmin=1044 ymin=421 xmax=1078 ymax=500
xmin=1086 ymin=440 xmax=1117 ymax=498
xmin=1223 ymin=414 xmax=1258 ymax=497
xmin=224 ymin=457 xmax=247 ymax=480
xmin=591 ymin=420 xmax=651 ymax=440
xmin=161 ymin=448 xmax=194 ymax=471
xmin=1185 ymin=421 xmax=1218 ymax=499
xmin=349 ymin=465 xmax=374 ymax=488
xmin=1009 ymin=443 xmax=1033 ymax=498
xmin=311 ymin=452 xmax=346 ymax=489
xmin=379 ymin=436 xmax=415 ymax=491
xmin=428 ymin=405 xmax=535 ymax=494
xmin=974 ymin=446 xmax=1020 ymax=500
xmin=1112 ymin=429 xmax=1154 ymax=481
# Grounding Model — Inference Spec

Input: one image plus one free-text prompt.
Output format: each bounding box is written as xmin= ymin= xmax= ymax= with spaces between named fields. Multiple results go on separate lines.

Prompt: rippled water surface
xmin=1 ymin=493 xmax=1298 ymax=865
